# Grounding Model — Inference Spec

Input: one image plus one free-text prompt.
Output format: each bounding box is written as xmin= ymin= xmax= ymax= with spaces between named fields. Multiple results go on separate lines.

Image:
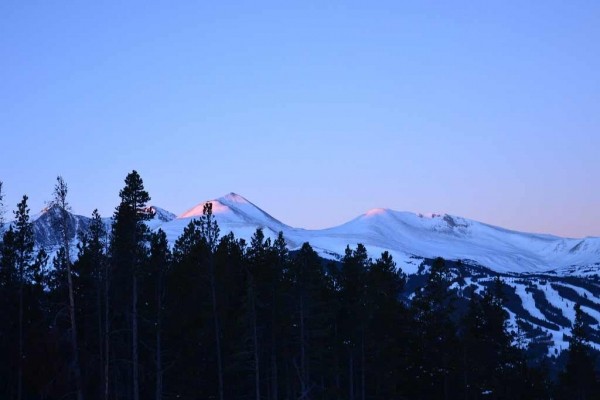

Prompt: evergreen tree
xmin=168 ymin=219 xmax=208 ymax=397
xmin=13 ymin=195 xmax=35 ymax=400
xmin=269 ymin=232 xmax=288 ymax=399
xmin=75 ymin=209 xmax=108 ymax=398
xmin=168 ymin=202 xmax=225 ymax=399
xmin=50 ymin=176 xmax=84 ymax=400
xmin=200 ymin=202 xmax=225 ymax=400
xmin=244 ymin=228 xmax=271 ymax=400
xmin=461 ymin=278 xmax=522 ymax=399
xmin=364 ymin=251 xmax=406 ymax=398
xmin=0 ymin=225 xmax=18 ymax=398
xmin=408 ymin=257 xmax=459 ymax=399
xmin=0 ymin=180 xmax=4 ymax=233
xmin=0 ymin=226 xmax=17 ymax=285
xmin=558 ymin=303 xmax=598 ymax=399
xmin=287 ymin=241 xmax=326 ymax=398
xmin=334 ymin=244 xmax=371 ymax=400
xmin=214 ymin=231 xmax=247 ymax=399
xmin=110 ymin=171 xmax=152 ymax=400
xmin=147 ymin=229 xmax=171 ymax=400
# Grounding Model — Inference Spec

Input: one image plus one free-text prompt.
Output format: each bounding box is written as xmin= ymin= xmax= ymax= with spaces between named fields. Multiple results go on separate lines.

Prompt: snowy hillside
xmin=437 ymin=261 xmax=600 ymax=356
xmin=3 ymin=192 xmax=599 ymax=277
xmin=156 ymin=193 xmax=600 ymax=276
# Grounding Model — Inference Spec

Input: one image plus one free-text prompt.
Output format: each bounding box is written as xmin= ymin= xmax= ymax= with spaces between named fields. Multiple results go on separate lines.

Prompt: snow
xmin=154 ymin=193 xmax=600 ymax=276
xmin=5 ymin=192 xmax=600 ymax=276
xmin=514 ymin=284 xmax=548 ymax=322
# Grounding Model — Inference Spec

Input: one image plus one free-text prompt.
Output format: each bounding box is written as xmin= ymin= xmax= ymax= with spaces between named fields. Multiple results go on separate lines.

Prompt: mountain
xmin=5 ymin=192 xmax=600 ymax=276
xmin=7 ymin=204 xmax=178 ymax=250
xmin=157 ymin=193 xmax=600 ymax=276
xmin=30 ymin=205 xmax=93 ymax=248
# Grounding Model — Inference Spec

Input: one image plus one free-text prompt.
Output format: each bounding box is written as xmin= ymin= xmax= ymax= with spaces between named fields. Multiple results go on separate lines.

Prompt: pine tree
xmin=13 ymin=195 xmax=35 ymax=400
xmin=245 ymin=228 xmax=270 ymax=400
xmin=461 ymin=277 xmax=520 ymax=399
xmin=50 ymin=176 xmax=84 ymax=400
xmin=169 ymin=219 xmax=208 ymax=397
xmin=111 ymin=171 xmax=151 ymax=400
xmin=0 ymin=226 xmax=17 ymax=285
xmin=270 ymin=232 xmax=288 ymax=399
xmin=364 ymin=251 xmax=406 ymax=398
xmin=558 ymin=303 xmax=598 ymax=399
xmin=288 ymin=242 xmax=324 ymax=398
xmin=408 ymin=257 xmax=458 ymax=400
xmin=214 ymin=231 xmax=247 ymax=399
xmin=0 ymin=180 xmax=5 ymax=233
xmin=168 ymin=202 xmax=225 ymax=398
xmin=75 ymin=209 xmax=108 ymax=398
xmin=0 ymin=225 xmax=18 ymax=398
xmin=200 ymin=202 xmax=225 ymax=400
xmin=148 ymin=229 xmax=170 ymax=400
xmin=335 ymin=244 xmax=370 ymax=400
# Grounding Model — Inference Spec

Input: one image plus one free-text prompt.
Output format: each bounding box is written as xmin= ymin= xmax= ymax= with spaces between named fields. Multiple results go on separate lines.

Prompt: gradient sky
xmin=1 ymin=1 xmax=599 ymax=238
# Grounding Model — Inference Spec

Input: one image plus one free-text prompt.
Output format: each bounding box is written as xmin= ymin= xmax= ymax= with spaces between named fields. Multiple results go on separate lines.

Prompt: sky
xmin=0 ymin=1 xmax=599 ymax=238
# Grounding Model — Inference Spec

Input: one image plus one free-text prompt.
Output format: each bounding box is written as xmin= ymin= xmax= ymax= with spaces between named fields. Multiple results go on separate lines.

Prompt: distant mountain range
xmin=10 ymin=192 xmax=600 ymax=276
xmin=161 ymin=193 xmax=600 ymax=276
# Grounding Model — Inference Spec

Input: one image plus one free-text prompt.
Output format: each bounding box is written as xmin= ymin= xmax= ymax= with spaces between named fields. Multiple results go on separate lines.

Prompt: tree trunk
xmin=97 ymin=271 xmax=104 ymax=400
xmin=300 ymin=291 xmax=307 ymax=396
xmin=156 ymin=267 xmax=163 ymax=400
xmin=209 ymin=257 xmax=224 ymax=400
xmin=249 ymin=274 xmax=261 ymax=400
xmin=54 ymin=178 xmax=84 ymax=400
xmin=271 ymin=325 xmax=278 ymax=400
xmin=18 ymin=277 xmax=23 ymax=400
xmin=104 ymin=257 xmax=110 ymax=400
xmin=361 ymin=335 xmax=365 ymax=400
xmin=132 ymin=275 xmax=139 ymax=400
xmin=334 ymin=323 xmax=340 ymax=400
xmin=271 ymin=350 xmax=277 ymax=400
xmin=66 ymin=254 xmax=84 ymax=400
xmin=349 ymin=351 xmax=354 ymax=400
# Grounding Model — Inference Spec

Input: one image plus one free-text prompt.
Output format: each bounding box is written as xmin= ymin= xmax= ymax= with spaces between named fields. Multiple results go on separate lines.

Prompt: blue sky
xmin=1 ymin=1 xmax=599 ymax=237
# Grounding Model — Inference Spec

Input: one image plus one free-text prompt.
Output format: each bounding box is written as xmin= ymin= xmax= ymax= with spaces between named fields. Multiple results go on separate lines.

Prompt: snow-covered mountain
xmin=4 ymin=192 xmax=599 ymax=277
xmin=156 ymin=192 xmax=600 ymax=276
xmin=30 ymin=205 xmax=93 ymax=248
xmin=2 ymin=204 xmax=178 ymax=250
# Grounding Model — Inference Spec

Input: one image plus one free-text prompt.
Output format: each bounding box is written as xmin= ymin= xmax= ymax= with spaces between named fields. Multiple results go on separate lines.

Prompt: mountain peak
xmin=178 ymin=192 xmax=257 ymax=219
xmin=146 ymin=206 xmax=177 ymax=223
xmin=218 ymin=192 xmax=250 ymax=204
xmin=179 ymin=199 xmax=230 ymax=219
xmin=32 ymin=203 xmax=64 ymax=222
xmin=364 ymin=208 xmax=391 ymax=217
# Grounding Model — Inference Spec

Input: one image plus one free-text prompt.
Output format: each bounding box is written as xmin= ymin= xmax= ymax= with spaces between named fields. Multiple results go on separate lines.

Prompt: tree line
xmin=0 ymin=172 xmax=598 ymax=399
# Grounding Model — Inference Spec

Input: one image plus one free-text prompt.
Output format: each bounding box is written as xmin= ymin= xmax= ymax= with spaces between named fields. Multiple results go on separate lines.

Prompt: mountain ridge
xmin=3 ymin=192 xmax=600 ymax=276
xmin=155 ymin=192 xmax=600 ymax=275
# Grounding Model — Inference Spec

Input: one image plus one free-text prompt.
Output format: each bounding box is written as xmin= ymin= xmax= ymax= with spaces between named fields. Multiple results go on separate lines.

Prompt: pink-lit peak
xmin=178 ymin=199 xmax=231 ymax=219
xmin=178 ymin=192 xmax=250 ymax=219
xmin=364 ymin=208 xmax=389 ymax=217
